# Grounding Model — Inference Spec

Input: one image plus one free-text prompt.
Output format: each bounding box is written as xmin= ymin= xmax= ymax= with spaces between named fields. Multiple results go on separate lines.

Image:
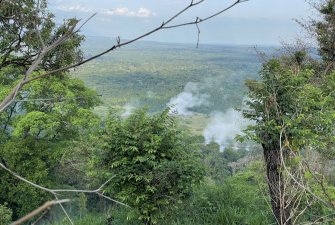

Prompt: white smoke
xmin=147 ymin=91 xmax=155 ymax=98
xmin=121 ymin=102 xmax=137 ymax=117
xmin=167 ymin=82 xmax=209 ymax=115
xmin=203 ymin=108 xmax=249 ymax=151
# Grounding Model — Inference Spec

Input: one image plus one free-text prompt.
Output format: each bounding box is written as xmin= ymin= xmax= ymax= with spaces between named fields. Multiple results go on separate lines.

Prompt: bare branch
xmin=0 ymin=20 xmax=79 ymax=112
xmin=278 ymin=129 xmax=335 ymax=210
xmin=97 ymin=193 xmax=130 ymax=208
xmin=0 ymin=0 xmax=247 ymax=113
xmin=75 ymin=12 xmax=97 ymax=33
xmin=0 ymin=163 xmax=53 ymax=193
xmin=0 ymin=162 xmax=129 ymax=223
xmin=10 ymin=199 xmax=70 ymax=225
xmin=162 ymin=0 xmax=248 ymax=29
xmin=195 ymin=18 xmax=201 ymax=48
xmin=34 ymin=21 xmax=45 ymax=49
xmin=31 ymin=208 xmax=50 ymax=225
xmin=53 ymin=194 xmax=74 ymax=225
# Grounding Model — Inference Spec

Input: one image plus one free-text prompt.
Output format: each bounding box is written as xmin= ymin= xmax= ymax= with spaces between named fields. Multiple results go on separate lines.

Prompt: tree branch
xmin=10 ymin=199 xmax=70 ymax=225
xmin=0 ymin=162 xmax=128 ymax=224
xmin=0 ymin=0 xmax=247 ymax=113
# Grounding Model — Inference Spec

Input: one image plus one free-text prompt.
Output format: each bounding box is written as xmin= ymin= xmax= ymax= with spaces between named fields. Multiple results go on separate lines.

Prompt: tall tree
xmin=0 ymin=0 xmax=100 ymax=218
xmin=243 ymin=0 xmax=335 ymax=222
xmin=244 ymin=56 xmax=335 ymax=224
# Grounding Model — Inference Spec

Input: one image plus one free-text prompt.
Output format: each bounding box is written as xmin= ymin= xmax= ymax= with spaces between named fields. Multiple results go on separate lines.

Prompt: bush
xmin=98 ymin=109 xmax=205 ymax=224
xmin=0 ymin=203 xmax=12 ymax=225
xmin=156 ymin=162 xmax=274 ymax=225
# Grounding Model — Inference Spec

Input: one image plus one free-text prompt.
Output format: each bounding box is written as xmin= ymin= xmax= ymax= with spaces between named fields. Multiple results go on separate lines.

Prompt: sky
xmin=48 ymin=0 xmax=312 ymax=46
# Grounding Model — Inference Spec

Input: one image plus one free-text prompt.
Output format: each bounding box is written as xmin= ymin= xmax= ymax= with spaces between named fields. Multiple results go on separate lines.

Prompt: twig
xmin=195 ymin=17 xmax=201 ymax=48
xmin=31 ymin=207 xmax=50 ymax=225
xmin=75 ymin=12 xmax=97 ymax=33
xmin=162 ymin=0 xmax=248 ymax=29
xmin=0 ymin=163 xmax=127 ymax=224
xmin=279 ymin=129 xmax=335 ymax=210
xmin=0 ymin=0 xmax=247 ymax=112
xmin=10 ymin=199 xmax=70 ymax=225
xmin=53 ymin=194 xmax=74 ymax=225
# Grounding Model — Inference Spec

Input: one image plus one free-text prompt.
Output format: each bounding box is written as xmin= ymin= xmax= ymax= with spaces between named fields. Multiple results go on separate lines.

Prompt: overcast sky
xmin=49 ymin=0 xmax=312 ymax=45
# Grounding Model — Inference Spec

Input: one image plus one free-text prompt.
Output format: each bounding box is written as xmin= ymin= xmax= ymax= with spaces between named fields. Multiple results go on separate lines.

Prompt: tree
xmin=98 ymin=109 xmax=205 ymax=224
xmin=243 ymin=40 xmax=335 ymax=225
xmin=312 ymin=0 xmax=335 ymax=70
xmin=245 ymin=59 xmax=331 ymax=225
xmin=0 ymin=0 xmax=101 ymax=219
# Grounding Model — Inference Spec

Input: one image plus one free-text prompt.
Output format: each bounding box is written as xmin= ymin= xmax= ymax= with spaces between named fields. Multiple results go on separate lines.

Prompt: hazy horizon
xmin=49 ymin=0 xmax=312 ymax=46
xmin=83 ymin=35 xmax=282 ymax=47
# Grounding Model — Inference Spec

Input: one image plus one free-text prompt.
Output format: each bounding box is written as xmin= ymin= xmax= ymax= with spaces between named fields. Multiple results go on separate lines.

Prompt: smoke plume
xmin=203 ymin=108 xmax=248 ymax=150
xmin=167 ymin=82 xmax=209 ymax=115
xmin=121 ymin=102 xmax=137 ymax=117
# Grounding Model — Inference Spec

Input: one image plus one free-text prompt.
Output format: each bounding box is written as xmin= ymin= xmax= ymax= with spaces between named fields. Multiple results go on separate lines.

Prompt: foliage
xmin=0 ymin=0 xmax=101 ymax=219
xmin=0 ymin=0 xmax=84 ymax=72
xmin=54 ymin=213 xmax=107 ymax=225
xmin=77 ymin=193 xmax=88 ymax=219
xmin=244 ymin=58 xmax=335 ymax=152
xmin=242 ymin=4 xmax=335 ymax=219
xmin=0 ymin=203 xmax=12 ymax=225
xmin=98 ymin=109 xmax=205 ymax=224
xmin=199 ymin=141 xmax=230 ymax=179
xmin=198 ymin=140 xmax=249 ymax=180
xmin=243 ymin=35 xmax=335 ymax=223
xmin=312 ymin=0 xmax=335 ymax=67
xmin=99 ymin=162 xmax=272 ymax=225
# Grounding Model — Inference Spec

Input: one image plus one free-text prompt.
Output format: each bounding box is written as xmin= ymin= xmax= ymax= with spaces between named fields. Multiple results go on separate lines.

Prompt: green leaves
xmin=0 ymin=203 xmax=12 ymax=225
xmin=0 ymin=1 xmax=101 ymax=220
xmin=244 ymin=57 xmax=335 ymax=153
xmin=98 ymin=109 xmax=205 ymax=224
xmin=243 ymin=43 xmax=335 ymax=223
xmin=13 ymin=111 xmax=58 ymax=138
xmin=313 ymin=0 xmax=335 ymax=65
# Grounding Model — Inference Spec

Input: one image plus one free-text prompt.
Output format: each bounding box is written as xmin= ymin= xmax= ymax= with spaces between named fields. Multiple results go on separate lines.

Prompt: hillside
xmin=73 ymin=36 xmax=273 ymax=114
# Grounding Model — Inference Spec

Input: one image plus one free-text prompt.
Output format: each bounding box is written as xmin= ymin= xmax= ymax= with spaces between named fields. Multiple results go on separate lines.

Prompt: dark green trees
xmin=99 ymin=110 xmax=205 ymax=224
xmin=0 ymin=0 xmax=100 ymax=219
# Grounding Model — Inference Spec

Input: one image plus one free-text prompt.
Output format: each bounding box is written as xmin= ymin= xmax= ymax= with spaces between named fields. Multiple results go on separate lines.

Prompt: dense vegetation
xmin=0 ymin=0 xmax=335 ymax=225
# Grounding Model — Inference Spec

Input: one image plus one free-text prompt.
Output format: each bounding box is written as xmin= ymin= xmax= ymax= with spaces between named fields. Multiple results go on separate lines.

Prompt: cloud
xmin=103 ymin=7 xmax=154 ymax=18
xmin=53 ymin=2 xmax=153 ymax=18
xmin=55 ymin=4 xmax=92 ymax=13
xmin=167 ymin=82 xmax=209 ymax=116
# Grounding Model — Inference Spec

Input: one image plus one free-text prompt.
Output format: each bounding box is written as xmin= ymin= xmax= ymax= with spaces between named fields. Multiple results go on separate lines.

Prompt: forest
xmin=0 ymin=0 xmax=335 ymax=225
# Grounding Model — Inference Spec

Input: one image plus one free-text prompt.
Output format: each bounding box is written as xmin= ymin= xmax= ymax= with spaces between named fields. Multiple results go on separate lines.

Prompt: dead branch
xmin=0 ymin=20 xmax=78 ymax=112
xmin=10 ymin=199 xmax=70 ymax=225
xmin=0 ymin=162 xmax=128 ymax=224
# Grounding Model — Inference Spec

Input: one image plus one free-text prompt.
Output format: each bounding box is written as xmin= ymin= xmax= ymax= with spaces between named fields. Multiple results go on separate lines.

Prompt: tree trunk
xmin=262 ymin=138 xmax=292 ymax=225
